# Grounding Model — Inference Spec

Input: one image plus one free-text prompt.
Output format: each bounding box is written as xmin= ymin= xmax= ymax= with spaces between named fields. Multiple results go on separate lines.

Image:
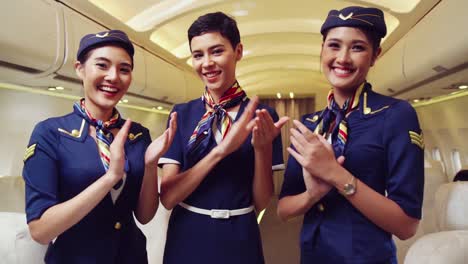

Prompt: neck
xmin=84 ymin=100 xmax=113 ymax=121
xmin=210 ymin=79 xmax=237 ymax=104
xmin=333 ymin=89 xmax=353 ymax=109
xmin=332 ymin=82 xmax=365 ymax=108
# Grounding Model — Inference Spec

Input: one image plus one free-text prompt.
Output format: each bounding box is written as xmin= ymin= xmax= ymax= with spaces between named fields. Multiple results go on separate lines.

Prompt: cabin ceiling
xmin=61 ymin=0 xmax=441 ymax=100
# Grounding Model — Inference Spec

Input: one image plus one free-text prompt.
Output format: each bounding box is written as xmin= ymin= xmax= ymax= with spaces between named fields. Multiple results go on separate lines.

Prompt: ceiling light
xmin=48 ymin=87 xmax=56 ymax=91
xmin=412 ymin=99 xmax=419 ymax=103
xmin=232 ymin=10 xmax=249 ymax=17
xmin=276 ymin=93 xmax=281 ymax=99
xmin=289 ymin=92 xmax=294 ymax=99
xmin=157 ymin=106 xmax=164 ymax=110
xmin=122 ymin=99 xmax=129 ymax=103
xmin=458 ymin=85 xmax=468 ymax=89
xmin=55 ymin=86 xmax=64 ymax=90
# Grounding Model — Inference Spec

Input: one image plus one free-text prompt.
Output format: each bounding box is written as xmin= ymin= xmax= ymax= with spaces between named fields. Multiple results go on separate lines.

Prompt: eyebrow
xmin=191 ymin=44 xmax=225 ymax=53
xmin=326 ymin=38 xmax=369 ymax=45
xmin=94 ymin=57 xmax=132 ymax=68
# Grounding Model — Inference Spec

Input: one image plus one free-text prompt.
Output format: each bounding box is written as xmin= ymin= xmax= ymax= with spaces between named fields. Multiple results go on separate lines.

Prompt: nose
xmin=336 ymin=48 xmax=351 ymax=64
xmin=105 ymin=67 xmax=118 ymax=82
xmin=202 ymin=55 xmax=214 ymax=68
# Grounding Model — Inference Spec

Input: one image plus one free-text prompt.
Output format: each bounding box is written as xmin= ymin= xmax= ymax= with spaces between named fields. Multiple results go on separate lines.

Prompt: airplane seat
xmin=404 ymin=182 xmax=468 ymax=263
xmin=394 ymin=159 xmax=447 ymax=263
xmin=0 ymin=176 xmax=47 ymax=264
xmin=421 ymin=160 xmax=448 ymax=234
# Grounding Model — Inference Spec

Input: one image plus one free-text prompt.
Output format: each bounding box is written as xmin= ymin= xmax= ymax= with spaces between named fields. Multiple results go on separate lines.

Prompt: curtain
xmin=259 ymin=97 xmax=316 ymax=194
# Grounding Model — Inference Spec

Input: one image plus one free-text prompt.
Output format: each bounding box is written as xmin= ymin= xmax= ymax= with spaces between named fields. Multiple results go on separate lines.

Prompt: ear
xmin=235 ymin=43 xmax=243 ymax=61
xmin=370 ymin=47 xmax=382 ymax=67
xmin=74 ymin=61 xmax=84 ymax=79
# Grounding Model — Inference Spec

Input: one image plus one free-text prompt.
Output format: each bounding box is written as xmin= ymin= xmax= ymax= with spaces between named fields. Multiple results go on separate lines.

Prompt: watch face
xmin=343 ymin=183 xmax=356 ymax=195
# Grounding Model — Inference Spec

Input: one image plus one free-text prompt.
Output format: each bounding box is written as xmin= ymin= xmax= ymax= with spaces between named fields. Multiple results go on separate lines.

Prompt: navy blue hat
xmin=77 ymin=30 xmax=134 ymax=60
xmin=320 ymin=6 xmax=387 ymax=39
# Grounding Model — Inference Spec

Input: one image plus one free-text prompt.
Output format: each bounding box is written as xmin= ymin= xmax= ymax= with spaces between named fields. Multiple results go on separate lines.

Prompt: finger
xmin=316 ymin=133 xmax=334 ymax=152
xmin=252 ymin=126 xmax=259 ymax=140
xmin=289 ymin=127 xmax=310 ymax=148
xmin=259 ymin=109 xmax=274 ymax=127
xmin=168 ymin=112 xmax=177 ymax=140
xmin=255 ymin=113 xmax=266 ymax=134
xmin=274 ymin=116 xmax=290 ymax=129
xmin=245 ymin=118 xmax=257 ymax=131
xmin=337 ymin=156 xmax=345 ymax=166
xmin=289 ymin=134 xmax=305 ymax=155
xmin=239 ymin=96 xmax=259 ymax=124
xmin=292 ymin=120 xmax=314 ymax=139
xmin=287 ymin=147 xmax=306 ymax=167
xmin=114 ymin=119 xmax=132 ymax=146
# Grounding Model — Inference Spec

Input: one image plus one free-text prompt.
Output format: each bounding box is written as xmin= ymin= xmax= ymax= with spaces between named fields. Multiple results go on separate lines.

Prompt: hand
xmin=303 ymin=156 xmax=345 ymax=196
xmin=251 ymin=109 xmax=289 ymax=149
xmin=288 ymin=119 xmax=339 ymax=182
xmin=145 ymin=112 xmax=177 ymax=165
xmin=216 ymin=96 xmax=259 ymax=156
xmin=107 ymin=119 xmax=132 ymax=183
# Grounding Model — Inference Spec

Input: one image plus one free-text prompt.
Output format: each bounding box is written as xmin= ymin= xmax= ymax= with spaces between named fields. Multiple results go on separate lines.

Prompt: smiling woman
xmin=277 ymin=6 xmax=424 ymax=264
xmin=22 ymin=29 xmax=177 ymax=264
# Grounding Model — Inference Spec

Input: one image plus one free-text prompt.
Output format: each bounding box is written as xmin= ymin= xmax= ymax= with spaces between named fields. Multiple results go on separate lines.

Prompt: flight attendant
xmin=159 ymin=12 xmax=288 ymax=263
xmin=277 ymin=6 xmax=424 ymax=263
xmin=22 ymin=30 xmax=176 ymax=263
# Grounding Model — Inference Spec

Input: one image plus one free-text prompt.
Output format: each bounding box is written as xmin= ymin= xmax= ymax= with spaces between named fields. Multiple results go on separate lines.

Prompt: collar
xmin=358 ymin=82 xmax=392 ymax=118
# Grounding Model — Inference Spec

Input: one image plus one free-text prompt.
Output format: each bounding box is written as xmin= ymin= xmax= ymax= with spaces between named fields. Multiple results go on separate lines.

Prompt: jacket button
xmin=128 ymin=133 xmax=135 ymax=140
xmin=71 ymin=129 xmax=80 ymax=137
xmin=114 ymin=222 xmax=122 ymax=230
xmin=318 ymin=203 xmax=325 ymax=212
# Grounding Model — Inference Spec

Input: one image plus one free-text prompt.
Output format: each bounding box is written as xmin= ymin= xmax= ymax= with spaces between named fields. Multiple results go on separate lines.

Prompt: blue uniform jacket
xmin=23 ymin=108 xmax=150 ymax=264
xmin=280 ymin=84 xmax=424 ymax=264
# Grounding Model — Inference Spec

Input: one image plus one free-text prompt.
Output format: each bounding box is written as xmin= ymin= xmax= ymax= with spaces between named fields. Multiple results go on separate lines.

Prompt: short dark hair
xmin=322 ymin=27 xmax=381 ymax=55
xmin=188 ymin=12 xmax=240 ymax=50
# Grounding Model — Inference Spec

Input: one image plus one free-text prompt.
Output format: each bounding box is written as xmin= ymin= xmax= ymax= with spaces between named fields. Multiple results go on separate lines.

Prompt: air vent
xmin=432 ymin=65 xmax=448 ymax=73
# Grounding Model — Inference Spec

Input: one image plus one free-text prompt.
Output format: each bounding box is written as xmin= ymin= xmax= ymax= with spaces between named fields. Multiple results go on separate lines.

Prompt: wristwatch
xmin=342 ymin=175 xmax=357 ymax=196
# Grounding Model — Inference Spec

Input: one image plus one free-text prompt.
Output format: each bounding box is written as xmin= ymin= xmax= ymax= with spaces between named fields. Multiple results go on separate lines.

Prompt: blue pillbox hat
xmin=77 ymin=30 xmax=134 ymax=60
xmin=320 ymin=6 xmax=387 ymax=39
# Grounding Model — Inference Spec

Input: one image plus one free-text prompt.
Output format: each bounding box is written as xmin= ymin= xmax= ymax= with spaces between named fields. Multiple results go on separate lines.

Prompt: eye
xmin=212 ymin=48 xmax=224 ymax=55
xmin=96 ymin=63 xmax=108 ymax=69
xmin=326 ymin=42 xmax=340 ymax=49
xmin=192 ymin=53 xmax=202 ymax=59
xmin=352 ymin=45 xmax=366 ymax=51
xmin=120 ymin=67 xmax=131 ymax=74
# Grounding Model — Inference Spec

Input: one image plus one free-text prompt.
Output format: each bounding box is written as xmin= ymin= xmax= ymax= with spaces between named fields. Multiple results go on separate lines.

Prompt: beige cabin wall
xmin=415 ymin=95 xmax=468 ymax=181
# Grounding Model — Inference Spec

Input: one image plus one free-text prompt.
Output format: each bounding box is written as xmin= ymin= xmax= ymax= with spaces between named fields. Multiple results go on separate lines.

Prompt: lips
xmin=98 ymin=85 xmax=120 ymax=97
xmin=203 ymin=70 xmax=221 ymax=82
xmin=98 ymin=85 xmax=118 ymax=92
xmin=332 ymin=66 xmax=355 ymax=77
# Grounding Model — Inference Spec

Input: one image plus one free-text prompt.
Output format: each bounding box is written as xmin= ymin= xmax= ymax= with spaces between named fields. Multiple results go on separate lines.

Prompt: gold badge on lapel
xmin=128 ymin=132 xmax=143 ymax=141
xmin=58 ymin=119 xmax=85 ymax=138
xmin=23 ymin=143 xmax=37 ymax=162
xmin=409 ymin=131 xmax=424 ymax=150
xmin=306 ymin=115 xmax=319 ymax=123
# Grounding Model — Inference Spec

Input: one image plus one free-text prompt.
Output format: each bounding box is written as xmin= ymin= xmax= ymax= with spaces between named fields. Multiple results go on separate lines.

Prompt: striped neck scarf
xmin=186 ymin=81 xmax=246 ymax=161
xmin=314 ymin=83 xmax=364 ymax=157
xmin=73 ymin=99 xmax=125 ymax=189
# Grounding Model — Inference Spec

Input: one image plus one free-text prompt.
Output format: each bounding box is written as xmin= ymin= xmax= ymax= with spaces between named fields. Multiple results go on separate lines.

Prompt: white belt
xmin=179 ymin=202 xmax=254 ymax=219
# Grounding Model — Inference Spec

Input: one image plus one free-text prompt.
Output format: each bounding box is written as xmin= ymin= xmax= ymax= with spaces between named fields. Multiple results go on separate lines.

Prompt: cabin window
xmin=432 ymin=148 xmax=441 ymax=161
xmin=451 ymin=149 xmax=462 ymax=174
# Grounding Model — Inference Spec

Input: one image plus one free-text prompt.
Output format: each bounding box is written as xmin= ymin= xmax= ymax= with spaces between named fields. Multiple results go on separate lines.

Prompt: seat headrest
xmin=435 ymin=182 xmax=468 ymax=231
